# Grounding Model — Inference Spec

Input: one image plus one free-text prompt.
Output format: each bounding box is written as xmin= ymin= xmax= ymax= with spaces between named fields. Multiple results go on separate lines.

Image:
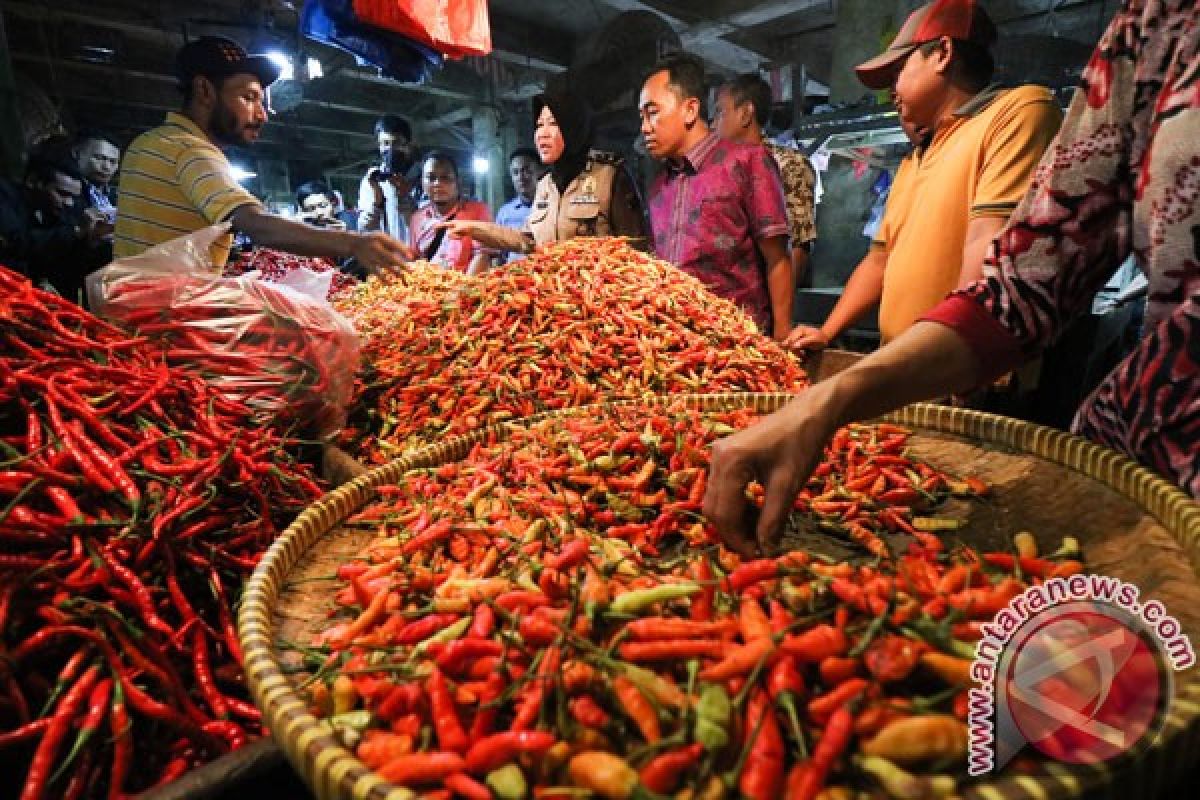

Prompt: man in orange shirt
xmin=787 ymin=0 xmax=1062 ymax=350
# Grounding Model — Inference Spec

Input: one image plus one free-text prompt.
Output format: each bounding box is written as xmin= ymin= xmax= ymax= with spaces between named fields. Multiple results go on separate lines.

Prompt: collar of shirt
xmin=504 ymin=195 xmax=533 ymax=210
xmin=163 ymin=111 xmax=209 ymax=140
xmin=665 ymin=130 xmax=720 ymax=176
xmin=923 ymin=85 xmax=1006 ymax=157
xmin=953 ymin=84 xmax=1005 ymax=118
xmin=418 ymin=200 xmax=463 ymax=221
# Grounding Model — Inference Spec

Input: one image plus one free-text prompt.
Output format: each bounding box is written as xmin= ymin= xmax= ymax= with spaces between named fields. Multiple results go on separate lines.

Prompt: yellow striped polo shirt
xmin=114 ymin=112 xmax=259 ymax=266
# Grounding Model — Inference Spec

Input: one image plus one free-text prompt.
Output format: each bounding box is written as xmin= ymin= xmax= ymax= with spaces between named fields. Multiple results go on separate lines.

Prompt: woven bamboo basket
xmin=240 ymin=394 xmax=1200 ymax=800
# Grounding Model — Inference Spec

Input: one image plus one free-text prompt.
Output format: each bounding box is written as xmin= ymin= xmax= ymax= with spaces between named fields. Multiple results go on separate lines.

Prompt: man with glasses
xmin=785 ymin=0 xmax=1061 ymax=352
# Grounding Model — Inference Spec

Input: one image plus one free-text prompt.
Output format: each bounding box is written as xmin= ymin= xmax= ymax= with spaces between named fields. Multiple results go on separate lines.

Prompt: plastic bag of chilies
xmin=86 ymin=225 xmax=361 ymax=440
xmin=301 ymin=0 xmax=444 ymax=83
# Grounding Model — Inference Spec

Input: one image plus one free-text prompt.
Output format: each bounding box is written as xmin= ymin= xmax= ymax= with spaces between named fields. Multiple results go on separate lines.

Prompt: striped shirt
xmin=114 ymin=112 xmax=259 ymax=266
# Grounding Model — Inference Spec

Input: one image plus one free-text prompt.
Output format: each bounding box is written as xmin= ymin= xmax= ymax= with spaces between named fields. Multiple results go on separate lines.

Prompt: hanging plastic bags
xmin=301 ymin=0 xmax=445 ymax=83
xmin=351 ymin=0 xmax=492 ymax=59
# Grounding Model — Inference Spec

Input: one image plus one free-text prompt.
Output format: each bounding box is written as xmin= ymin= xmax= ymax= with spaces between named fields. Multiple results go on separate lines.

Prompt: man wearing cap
xmin=786 ymin=0 xmax=1062 ymax=351
xmin=114 ymin=36 xmax=411 ymax=273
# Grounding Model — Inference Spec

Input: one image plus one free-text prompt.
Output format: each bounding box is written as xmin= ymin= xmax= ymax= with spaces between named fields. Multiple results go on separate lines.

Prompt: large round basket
xmin=239 ymin=394 xmax=1200 ymax=800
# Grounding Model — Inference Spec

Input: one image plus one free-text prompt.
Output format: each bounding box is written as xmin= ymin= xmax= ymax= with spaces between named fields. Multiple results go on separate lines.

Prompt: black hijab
xmin=532 ymin=86 xmax=595 ymax=194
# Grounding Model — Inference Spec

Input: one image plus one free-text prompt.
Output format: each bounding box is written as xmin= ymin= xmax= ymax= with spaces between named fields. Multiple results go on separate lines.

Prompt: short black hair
xmin=508 ymin=147 xmax=539 ymax=165
xmin=918 ymin=38 xmax=995 ymax=92
xmin=721 ymin=73 xmax=773 ymax=128
xmin=374 ymin=115 xmax=413 ymax=140
xmin=421 ymin=150 xmax=459 ymax=180
xmin=25 ymin=153 xmax=82 ymax=185
xmin=296 ymin=180 xmax=333 ymax=207
xmin=650 ymin=52 xmax=707 ymax=105
xmin=74 ymin=129 xmax=118 ymax=151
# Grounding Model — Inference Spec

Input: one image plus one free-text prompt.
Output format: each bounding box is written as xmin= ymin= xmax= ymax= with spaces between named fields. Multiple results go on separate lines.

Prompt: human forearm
xmin=469 ymin=222 xmax=527 ymax=253
xmin=820 ymin=321 xmax=982 ymax=427
xmin=704 ymin=320 xmax=983 ymax=557
xmin=958 ymin=216 xmax=1007 ymax=289
xmin=766 ymin=257 xmax=793 ymax=338
xmin=232 ymin=206 xmax=359 ymax=260
xmin=820 ymin=249 xmax=886 ymax=340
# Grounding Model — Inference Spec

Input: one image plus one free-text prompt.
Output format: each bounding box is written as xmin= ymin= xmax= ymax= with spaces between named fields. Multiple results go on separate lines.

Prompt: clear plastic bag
xmin=87 ymin=225 xmax=360 ymax=438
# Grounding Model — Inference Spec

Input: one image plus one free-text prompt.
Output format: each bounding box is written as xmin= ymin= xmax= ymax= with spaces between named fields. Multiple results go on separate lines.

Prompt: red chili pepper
xmin=495 ymin=590 xmax=553 ymax=613
xmin=376 ymin=752 xmax=467 ymax=785
xmin=612 ymin=674 xmax=661 ymax=743
xmin=624 ymin=617 xmax=738 ymax=640
xmin=435 ymin=639 xmax=505 ymax=673
xmin=807 ymin=678 xmax=868 ymax=721
xmin=465 ymin=730 xmax=557 ymax=774
xmin=739 ymin=689 xmax=785 ymax=800
xmin=863 ymin=634 xmax=924 ymax=684
xmin=787 ymin=703 xmax=854 ymax=800
xmin=725 ymin=558 xmax=781 ymax=593
xmin=544 ymin=538 xmax=591 ymax=571
xmin=568 ymin=694 xmax=611 ymax=728
xmin=428 ymin=667 xmax=469 ymax=753
xmin=192 ymin=626 xmax=229 ymax=719
xmin=639 ymin=743 xmax=704 ymax=793
xmin=445 ymin=773 xmax=493 ymax=800
xmin=395 ymin=613 xmax=462 ymax=645
xmin=511 ymin=646 xmax=560 ymax=732
xmin=19 ymin=663 xmax=101 ymax=800
xmin=468 ymin=604 xmax=496 ymax=639
xmin=689 ymin=558 xmax=715 ymax=622
xmin=780 ymin=625 xmax=847 ymax=663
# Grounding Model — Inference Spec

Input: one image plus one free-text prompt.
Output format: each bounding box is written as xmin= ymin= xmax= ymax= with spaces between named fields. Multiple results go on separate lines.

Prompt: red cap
xmin=855 ymin=0 xmax=997 ymax=90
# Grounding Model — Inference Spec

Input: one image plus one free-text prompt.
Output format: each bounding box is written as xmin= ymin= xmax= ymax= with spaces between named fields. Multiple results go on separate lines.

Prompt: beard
xmin=212 ymin=103 xmax=262 ymax=147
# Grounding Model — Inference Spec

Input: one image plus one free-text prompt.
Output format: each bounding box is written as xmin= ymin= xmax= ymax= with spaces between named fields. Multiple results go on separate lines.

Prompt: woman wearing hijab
xmin=440 ymin=85 xmax=647 ymax=266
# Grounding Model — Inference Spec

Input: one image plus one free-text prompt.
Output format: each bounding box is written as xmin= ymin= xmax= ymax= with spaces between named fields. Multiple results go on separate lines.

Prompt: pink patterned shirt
xmin=648 ymin=132 xmax=789 ymax=332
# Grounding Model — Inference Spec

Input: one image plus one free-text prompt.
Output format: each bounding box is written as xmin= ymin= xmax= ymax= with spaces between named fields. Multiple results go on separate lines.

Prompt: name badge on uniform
xmin=535 ymin=201 xmax=549 ymax=209
xmin=572 ymin=175 xmax=598 ymax=205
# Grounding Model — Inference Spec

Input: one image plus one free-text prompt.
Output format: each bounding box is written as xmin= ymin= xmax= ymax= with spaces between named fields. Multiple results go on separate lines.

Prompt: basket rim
xmin=239 ymin=395 xmax=1200 ymax=800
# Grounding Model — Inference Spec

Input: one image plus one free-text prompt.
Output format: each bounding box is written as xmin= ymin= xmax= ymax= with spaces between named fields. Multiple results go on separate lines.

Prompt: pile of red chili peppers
xmin=223 ymin=247 xmax=359 ymax=300
xmin=302 ymin=402 xmax=1085 ymax=799
xmin=0 ymin=266 xmax=324 ymax=797
xmin=334 ymin=238 xmax=810 ymax=463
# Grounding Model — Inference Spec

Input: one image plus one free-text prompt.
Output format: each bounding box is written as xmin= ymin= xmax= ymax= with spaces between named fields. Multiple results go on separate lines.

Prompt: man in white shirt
xmin=357 ymin=115 xmax=421 ymax=242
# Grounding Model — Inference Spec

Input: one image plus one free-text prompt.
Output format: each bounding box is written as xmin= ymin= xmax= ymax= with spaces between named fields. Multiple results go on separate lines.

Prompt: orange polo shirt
xmin=873 ymin=85 xmax=1062 ymax=342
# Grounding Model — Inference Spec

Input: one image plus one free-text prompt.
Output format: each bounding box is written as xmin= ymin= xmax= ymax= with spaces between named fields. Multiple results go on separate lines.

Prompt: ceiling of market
xmin=3 ymin=0 xmax=1117 ymax=179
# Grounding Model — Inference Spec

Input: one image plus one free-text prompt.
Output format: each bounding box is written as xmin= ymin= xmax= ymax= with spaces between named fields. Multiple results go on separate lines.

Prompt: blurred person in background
xmin=359 ymin=115 xmax=421 ymax=242
xmin=296 ymin=181 xmax=348 ymax=230
xmin=409 ymin=152 xmax=492 ymax=272
xmin=712 ymin=73 xmax=818 ymax=288
xmin=0 ymin=150 xmax=109 ymax=302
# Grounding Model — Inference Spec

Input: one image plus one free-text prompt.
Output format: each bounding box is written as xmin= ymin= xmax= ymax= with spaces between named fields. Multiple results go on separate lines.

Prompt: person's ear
xmin=683 ymin=96 xmax=700 ymax=128
xmin=931 ymin=36 xmax=955 ymax=76
xmin=193 ymin=75 xmax=216 ymax=107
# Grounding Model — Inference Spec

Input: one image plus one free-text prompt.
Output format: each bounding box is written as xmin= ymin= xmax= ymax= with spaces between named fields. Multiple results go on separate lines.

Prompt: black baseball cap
xmin=175 ymin=36 xmax=281 ymax=88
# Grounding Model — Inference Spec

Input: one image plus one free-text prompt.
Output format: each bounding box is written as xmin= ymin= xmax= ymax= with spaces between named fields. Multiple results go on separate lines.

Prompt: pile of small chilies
xmin=0 ymin=267 xmax=324 ymax=797
xmin=223 ymin=247 xmax=359 ymax=300
xmin=335 ymin=238 xmax=810 ymax=463
xmin=304 ymin=402 xmax=1087 ymax=799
